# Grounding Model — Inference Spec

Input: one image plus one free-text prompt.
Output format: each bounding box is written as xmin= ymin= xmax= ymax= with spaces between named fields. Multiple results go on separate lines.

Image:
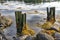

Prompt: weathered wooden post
xmin=47 ymin=7 xmax=50 ymax=21
xmin=47 ymin=7 xmax=55 ymax=24
xmin=23 ymin=13 xmax=26 ymax=25
xmin=50 ymin=7 xmax=55 ymax=23
xmin=15 ymin=11 xmax=26 ymax=36
xmin=15 ymin=11 xmax=22 ymax=36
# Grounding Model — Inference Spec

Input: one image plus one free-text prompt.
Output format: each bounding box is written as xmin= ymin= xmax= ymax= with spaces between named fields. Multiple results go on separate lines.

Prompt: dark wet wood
xmin=15 ymin=11 xmax=26 ymax=36
xmin=47 ymin=7 xmax=55 ymax=24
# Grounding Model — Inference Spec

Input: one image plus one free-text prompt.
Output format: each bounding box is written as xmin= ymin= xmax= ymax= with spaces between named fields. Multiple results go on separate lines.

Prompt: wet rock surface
xmin=36 ymin=32 xmax=54 ymax=40
xmin=54 ymin=32 xmax=60 ymax=40
xmin=25 ymin=36 xmax=33 ymax=40
xmin=0 ymin=9 xmax=60 ymax=40
xmin=0 ymin=13 xmax=12 ymax=29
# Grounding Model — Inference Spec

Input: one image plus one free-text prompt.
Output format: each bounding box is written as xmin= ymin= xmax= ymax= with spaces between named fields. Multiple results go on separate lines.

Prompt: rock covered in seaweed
xmin=0 ymin=13 xmax=12 ymax=29
xmin=22 ymin=24 xmax=35 ymax=36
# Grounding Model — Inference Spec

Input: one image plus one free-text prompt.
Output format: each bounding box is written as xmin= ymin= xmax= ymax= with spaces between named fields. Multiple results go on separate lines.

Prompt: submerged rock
xmin=36 ymin=32 xmax=54 ymax=40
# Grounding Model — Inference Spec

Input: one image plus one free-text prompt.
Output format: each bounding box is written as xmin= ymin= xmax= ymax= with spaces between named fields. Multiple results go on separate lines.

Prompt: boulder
xmin=36 ymin=32 xmax=54 ymax=40
xmin=54 ymin=32 xmax=60 ymax=40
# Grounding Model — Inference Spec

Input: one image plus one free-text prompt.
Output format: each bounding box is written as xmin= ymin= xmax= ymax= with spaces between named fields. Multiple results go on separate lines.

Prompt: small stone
xmin=25 ymin=36 xmax=33 ymax=40
xmin=36 ymin=32 xmax=54 ymax=40
xmin=19 ymin=35 xmax=28 ymax=40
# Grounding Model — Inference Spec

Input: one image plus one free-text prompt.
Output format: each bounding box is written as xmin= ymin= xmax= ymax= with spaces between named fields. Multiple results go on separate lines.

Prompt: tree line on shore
xmin=0 ymin=0 xmax=60 ymax=3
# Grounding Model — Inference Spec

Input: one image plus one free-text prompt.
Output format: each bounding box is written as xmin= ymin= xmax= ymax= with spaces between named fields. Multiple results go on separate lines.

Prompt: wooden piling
xmin=23 ymin=13 xmax=26 ymax=25
xmin=47 ymin=7 xmax=50 ymax=21
xmin=47 ymin=7 xmax=55 ymax=23
xmin=15 ymin=11 xmax=22 ymax=36
xmin=50 ymin=7 xmax=55 ymax=23
xmin=15 ymin=11 xmax=26 ymax=36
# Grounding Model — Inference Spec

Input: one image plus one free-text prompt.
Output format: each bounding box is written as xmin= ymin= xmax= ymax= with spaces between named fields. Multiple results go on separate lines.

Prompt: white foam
xmin=0 ymin=1 xmax=60 ymax=11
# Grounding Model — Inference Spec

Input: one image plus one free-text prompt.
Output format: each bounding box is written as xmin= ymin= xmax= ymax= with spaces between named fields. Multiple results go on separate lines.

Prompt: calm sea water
xmin=0 ymin=1 xmax=60 ymax=36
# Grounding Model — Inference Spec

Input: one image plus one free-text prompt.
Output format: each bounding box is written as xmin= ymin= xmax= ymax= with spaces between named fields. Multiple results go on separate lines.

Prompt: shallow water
xmin=0 ymin=1 xmax=60 ymax=37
